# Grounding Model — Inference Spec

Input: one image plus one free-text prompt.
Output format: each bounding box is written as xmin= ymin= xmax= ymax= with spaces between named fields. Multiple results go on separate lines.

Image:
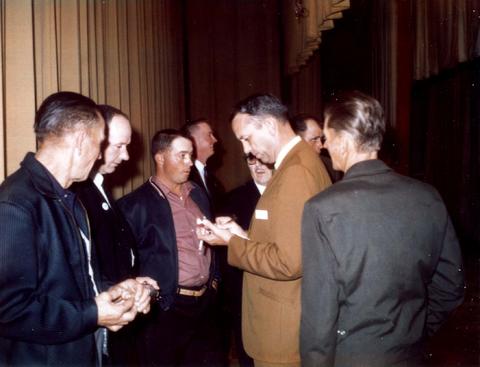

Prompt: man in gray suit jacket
xmin=300 ymin=91 xmax=465 ymax=367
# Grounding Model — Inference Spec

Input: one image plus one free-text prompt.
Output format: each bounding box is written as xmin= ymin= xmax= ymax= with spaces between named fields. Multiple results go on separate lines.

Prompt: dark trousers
xmin=136 ymin=289 xmax=226 ymax=367
xmin=105 ymin=322 xmax=140 ymax=366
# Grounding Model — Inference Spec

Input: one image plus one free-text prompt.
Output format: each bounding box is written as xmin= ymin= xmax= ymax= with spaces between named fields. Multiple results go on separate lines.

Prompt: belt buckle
xmin=177 ymin=285 xmax=207 ymax=297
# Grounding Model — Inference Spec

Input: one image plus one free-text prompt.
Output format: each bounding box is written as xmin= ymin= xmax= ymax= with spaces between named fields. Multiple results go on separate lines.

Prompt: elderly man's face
xmin=232 ymin=113 xmax=277 ymax=164
xmin=189 ymin=122 xmax=217 ymax=164
xmin=99 ymin=115 xmax=132 ymax=175
xmin=301 ymin=119 xmax=324 ymax=154
xmin=157 ymin=136 xmax=194 ymax=186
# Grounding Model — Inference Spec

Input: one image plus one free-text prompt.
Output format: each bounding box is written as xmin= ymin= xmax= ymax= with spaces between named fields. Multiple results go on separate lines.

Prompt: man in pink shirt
xmin=118 ymin=129 xmax=222 ymax=367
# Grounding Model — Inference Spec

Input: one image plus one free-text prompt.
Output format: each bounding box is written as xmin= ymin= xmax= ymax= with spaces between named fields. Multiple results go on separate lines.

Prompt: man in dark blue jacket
xmin=118 ymin=129 xmax=222 ymax=366
xmin=0 ymin=92 xmax=153 ymax=366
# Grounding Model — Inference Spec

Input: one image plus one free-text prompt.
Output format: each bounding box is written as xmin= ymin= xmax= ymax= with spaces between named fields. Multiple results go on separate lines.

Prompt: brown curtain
xmin=1 ymin=0 xmax=37 ymax=180
xmin=414 ymin=0 xmax=480 ymax=80
xmin=0 ymin=0 xmax=185 ymax=198
xmin=184 ymin=0 xmax=282 ymax=191
xmin=410 ymin=59 xmax=480 ymax=250
xmin=287 ymin=1 xmax=396 ymax=129
xmin=283 ymin=0 xmax=350 ymax=75
xmin=287 ymin=49 xmax=323 ymax=118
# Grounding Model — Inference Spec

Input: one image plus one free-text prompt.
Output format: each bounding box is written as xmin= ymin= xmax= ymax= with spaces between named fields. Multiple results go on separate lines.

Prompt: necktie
xmin=203 ymin=167 xmax=212 ymax=196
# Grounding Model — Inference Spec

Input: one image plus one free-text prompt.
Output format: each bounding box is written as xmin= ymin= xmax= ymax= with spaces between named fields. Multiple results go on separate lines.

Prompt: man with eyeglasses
xmin=219 ymin=153 xmax=274 ymax=367
xmin=290 ymin=114 xmax=343 ymax=182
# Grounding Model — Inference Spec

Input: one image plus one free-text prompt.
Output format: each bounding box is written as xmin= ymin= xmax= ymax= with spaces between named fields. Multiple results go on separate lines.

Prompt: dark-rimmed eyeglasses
xmin=243 ymin=153 xmax=258 ymax=165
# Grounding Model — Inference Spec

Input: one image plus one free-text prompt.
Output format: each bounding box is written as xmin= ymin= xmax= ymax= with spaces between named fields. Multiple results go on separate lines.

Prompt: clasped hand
xmin=196 ymin=216 xmax=249 ymax=245
xmin=95 ymin=277 xmax=159 ymax=332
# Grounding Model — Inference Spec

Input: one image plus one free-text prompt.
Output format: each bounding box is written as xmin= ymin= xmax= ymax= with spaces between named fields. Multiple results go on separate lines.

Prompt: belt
xmin=177 ymin=285 xmax=207 ymax=297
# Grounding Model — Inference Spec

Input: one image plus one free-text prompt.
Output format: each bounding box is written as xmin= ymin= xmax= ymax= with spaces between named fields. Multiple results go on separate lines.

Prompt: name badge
xmin=255 ymin=209 xmax=268 ymax=220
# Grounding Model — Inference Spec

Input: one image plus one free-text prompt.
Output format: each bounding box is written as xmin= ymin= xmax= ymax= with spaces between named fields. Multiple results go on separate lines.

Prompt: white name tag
xmin=255 ymin=209 xmax=269 ymax=220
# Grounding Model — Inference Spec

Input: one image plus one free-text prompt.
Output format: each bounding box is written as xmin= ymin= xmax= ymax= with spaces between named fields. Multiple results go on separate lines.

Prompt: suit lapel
xmin=190 ymin=166 xmax=209 ymax=196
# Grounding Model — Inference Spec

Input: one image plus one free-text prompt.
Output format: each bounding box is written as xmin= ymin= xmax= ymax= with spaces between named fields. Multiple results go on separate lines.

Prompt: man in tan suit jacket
xmin=198 ymin=94 xmax=331 ymax=367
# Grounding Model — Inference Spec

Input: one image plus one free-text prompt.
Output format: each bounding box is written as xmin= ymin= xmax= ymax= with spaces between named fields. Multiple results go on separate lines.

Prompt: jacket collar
xmin=274 ymin=135 xmax=302 ymax=170
xmin=263 ymin=140 xmax=310 ymax=195
xmin=343 ymin=159 xmax=392 ymax=180
xmin=21 ymin=152 xmax=62 ymax=198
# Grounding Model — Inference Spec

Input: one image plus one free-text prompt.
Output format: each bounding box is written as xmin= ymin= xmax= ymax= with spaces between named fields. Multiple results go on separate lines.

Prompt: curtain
xmin=410 ymin=59 xmax=480 ymax=249
xmin=0 ymin=0 xmax=185 ymax=198
xmin=414 ymin=0 xmax=480 ymax=80
xmin=184 ymin=0 xmax=282 ymax=191
xmin=283 ymin=0 xmax=350 ymax=75
xmin=287 ymin=51 xmax=323 ymax=118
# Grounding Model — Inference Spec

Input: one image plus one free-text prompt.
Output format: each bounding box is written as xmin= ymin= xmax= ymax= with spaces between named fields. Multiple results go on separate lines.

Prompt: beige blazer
xmin=228 ymin=140 xmax=331 ymax=363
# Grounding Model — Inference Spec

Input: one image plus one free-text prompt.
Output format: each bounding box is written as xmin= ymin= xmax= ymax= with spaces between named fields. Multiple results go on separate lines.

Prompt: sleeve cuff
xmin=82 ymin=298 xmax=99 ymax=334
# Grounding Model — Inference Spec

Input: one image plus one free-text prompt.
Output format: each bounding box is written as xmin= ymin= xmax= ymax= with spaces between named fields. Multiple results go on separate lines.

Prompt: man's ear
xmin=263 ymin=116 xmax=278 ymax=136
xmin=72 ymin=129 xmax=88 ymax=156
xmin=340 ymin=132 xmax=357 ymax=156
xmin=154 ymin=152 xmax=164 ymax=166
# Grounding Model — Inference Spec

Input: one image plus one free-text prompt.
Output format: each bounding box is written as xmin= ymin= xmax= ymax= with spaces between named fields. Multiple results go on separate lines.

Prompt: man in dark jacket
xmin=182 ymin=118 xmax=224 ymax=213
xmin=0 ymin=92 xmax=152 ymax=366
xmin=300 ymin=91 xmax=465 ymax=367
xmin=118 ymin=129 xmax=222 ymax=366
xmin=73 ymin=104 xmax=157 ymax=365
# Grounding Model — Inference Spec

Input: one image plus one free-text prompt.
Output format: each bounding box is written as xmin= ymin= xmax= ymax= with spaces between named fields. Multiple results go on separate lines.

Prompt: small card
xmin=255 ymin=209 xmax=269 ymax=220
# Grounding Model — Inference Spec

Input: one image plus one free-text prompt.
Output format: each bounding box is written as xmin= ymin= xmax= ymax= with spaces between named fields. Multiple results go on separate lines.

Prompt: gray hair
xmin=324 ymin=91 xmax=385 ymax=152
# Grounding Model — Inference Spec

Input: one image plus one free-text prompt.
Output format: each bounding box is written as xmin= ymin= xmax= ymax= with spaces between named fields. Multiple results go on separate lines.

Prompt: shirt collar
xmin=274 ymin=135 xmax=302 ymax=170
xmin=254 ymin=182 xmax=267 ymax=195
xmin=46 ymin=168 xmax=76 ymax=211
xmin=194 ymin=160 xmax=206 ymax=174
xmin=152 ymin=176 xmax=193 ymax=197
xmin=92 ymin=172 xmax=104 ymax=188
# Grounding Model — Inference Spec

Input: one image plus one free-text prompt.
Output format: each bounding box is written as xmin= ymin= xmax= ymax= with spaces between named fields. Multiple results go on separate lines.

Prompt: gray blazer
xmin=300 ymin=159 xmax=464 ymax=367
